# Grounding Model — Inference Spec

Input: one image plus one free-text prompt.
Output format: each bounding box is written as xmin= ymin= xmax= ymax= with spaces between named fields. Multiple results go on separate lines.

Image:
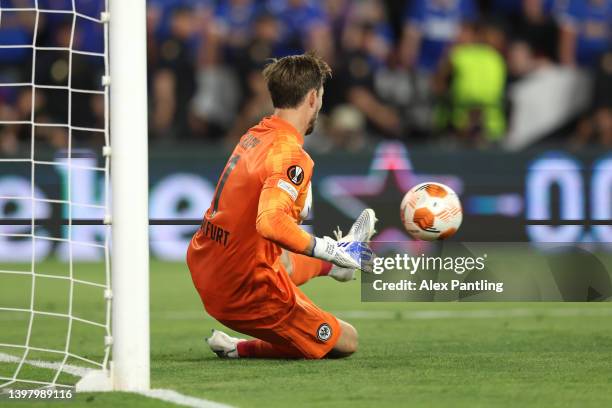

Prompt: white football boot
xmin=206 ymin=329 xmax=245 ymax=358
xmin=329 ymin=208 xmax=378 ymax=282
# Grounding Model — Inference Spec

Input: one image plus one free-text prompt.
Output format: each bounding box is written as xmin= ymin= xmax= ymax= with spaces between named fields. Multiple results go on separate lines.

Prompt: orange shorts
xmin=215 ymin=276 xmax=341 ymax=359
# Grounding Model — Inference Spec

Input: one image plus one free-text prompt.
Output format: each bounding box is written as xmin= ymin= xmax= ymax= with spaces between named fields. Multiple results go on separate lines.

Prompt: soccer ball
xmin=400 ymin=182 xmax=462 ymax=241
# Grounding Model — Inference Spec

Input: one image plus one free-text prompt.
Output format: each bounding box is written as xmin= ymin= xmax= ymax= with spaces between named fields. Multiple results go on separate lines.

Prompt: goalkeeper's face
xmin=305 ymin=87 xmax=324 ymax=136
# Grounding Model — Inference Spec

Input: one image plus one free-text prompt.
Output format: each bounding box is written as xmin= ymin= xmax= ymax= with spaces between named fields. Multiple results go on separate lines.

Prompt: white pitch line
xmin=0 ymin=352 xmax=235 ymax=408
xmin=0 ymin=352 xmax=89 ymax=377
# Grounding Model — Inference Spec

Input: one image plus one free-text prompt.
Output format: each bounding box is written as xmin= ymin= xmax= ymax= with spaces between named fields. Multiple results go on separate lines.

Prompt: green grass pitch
xmin=1 ymin=260 xmax=612 ymax=407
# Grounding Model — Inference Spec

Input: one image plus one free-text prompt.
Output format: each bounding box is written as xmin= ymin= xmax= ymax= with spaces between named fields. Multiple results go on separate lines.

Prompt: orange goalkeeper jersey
xmin=187 ymin=116 xmax=314 ymax=320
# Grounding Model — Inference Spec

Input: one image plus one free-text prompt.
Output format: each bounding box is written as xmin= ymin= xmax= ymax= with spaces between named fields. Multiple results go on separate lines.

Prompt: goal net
xmin=0 ymin=0 xmax=149 ymax=391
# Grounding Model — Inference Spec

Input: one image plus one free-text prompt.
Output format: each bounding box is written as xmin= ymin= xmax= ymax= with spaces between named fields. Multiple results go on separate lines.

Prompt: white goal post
xmin=108 ymin=0 xmax=150 ymax=391
xmin=79 ymin=0 xmax=151 ymax=392
xmin=0 ymin=0 xmax=150 ymax=392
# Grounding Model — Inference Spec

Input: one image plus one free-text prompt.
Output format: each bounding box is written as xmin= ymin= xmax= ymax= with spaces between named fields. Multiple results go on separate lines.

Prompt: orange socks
xmin=288 ymin=254 xmax=332 ymax=286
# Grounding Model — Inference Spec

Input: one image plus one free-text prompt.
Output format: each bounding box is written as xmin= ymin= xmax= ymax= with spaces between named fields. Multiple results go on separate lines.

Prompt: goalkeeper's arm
xmin=256 ymin=187 xmax=370 ymax=270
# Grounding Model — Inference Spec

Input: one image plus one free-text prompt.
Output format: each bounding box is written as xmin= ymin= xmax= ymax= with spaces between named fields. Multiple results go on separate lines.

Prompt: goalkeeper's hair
xmin=262 ymin=52 xmax=332 ymax=109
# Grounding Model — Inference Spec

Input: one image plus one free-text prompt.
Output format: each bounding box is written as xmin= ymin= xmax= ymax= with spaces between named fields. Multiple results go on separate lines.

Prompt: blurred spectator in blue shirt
xmin=148 ymin=0 xmax=209 ymax=41
xmin=0 ymin=2 xmax=35 ymax=66
xmin=150 ymin=6 xmax=199 ymax=140
xmin=558 ymin=0 xmax=612 ymax=67
xmin=322 ymin=0 xmax=351 ymax=55
xmin=0 ymin=21 xmax=32 ymax=66
xmin=341 ymin=0 xmax=393 ymax=69
xmin=399 ymin=0 xmax=477 ymax=73
xmin=212 ymin=0 xmax=261 ymax=62
xmin=266 ymin=0 xmax=333 ymax=60
xmin=326 ymin=14 xmax=401 ymax=138
xmin=37 ymin=0 xmax=106 ymax=53
xmin=224 ymin=12 xmax=280 ymax=143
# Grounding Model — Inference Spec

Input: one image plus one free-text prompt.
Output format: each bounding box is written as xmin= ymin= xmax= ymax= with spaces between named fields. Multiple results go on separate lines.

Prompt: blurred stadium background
xmin=1 ymin=0 xmax=611 ymax=151
xmin=1 ymin=1 xmax=612 ymax=406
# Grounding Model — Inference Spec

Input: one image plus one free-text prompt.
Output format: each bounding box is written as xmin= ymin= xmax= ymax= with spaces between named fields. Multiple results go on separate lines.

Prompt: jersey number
xmin=210 ymin=154 xmax=241 ymax=217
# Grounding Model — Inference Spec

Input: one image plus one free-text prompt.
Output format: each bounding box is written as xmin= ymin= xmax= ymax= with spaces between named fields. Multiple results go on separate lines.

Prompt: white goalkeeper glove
xmin=312 ymin=236 xmax=373 ymax=273
xmin=326 ymin=208 xmax=378 ymax=280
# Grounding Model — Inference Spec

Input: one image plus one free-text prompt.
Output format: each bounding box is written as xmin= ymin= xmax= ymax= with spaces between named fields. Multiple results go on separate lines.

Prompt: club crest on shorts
xmin=317 ymin=323 xmax=332 ymax=342
xmin=287 ymin=165 xmax=304 ymax=185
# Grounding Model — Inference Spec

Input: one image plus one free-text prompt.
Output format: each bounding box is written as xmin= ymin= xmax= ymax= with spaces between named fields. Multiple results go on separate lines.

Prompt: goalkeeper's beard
xmin=305 ymin=110 xmax=319 ymax=135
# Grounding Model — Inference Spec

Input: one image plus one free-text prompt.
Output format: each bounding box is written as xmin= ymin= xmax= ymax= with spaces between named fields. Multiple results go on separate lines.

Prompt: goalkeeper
xmin=187 ymin=53 xmax=377 ymax=359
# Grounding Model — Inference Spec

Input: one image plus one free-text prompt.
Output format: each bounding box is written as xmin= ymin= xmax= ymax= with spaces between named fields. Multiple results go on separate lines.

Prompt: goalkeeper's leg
xmin=282 ymin=250 xmax=332 ymax=286
xmin=207 ymin=279 xmax=358 ymax=359
xmin=209 ymin=318 xmax=358 ymax=359
xmin=235 ymin=319 xmax=357 ymax=359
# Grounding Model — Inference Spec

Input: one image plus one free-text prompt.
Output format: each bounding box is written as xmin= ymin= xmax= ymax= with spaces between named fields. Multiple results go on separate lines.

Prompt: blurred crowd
xmin=0 ymin=0 xmax=611 ymax=154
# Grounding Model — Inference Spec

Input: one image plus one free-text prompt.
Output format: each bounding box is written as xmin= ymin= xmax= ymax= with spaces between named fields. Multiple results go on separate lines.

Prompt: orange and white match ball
xmin=400 ymin=182 xmax=462 ymax=241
